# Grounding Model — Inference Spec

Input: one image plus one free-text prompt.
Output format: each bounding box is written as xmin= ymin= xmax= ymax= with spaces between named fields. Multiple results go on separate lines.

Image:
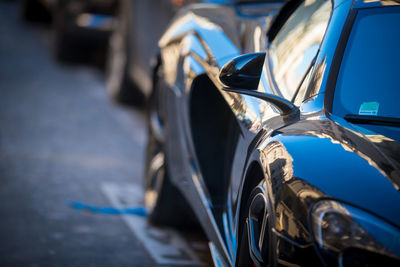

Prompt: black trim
xmin=324 ymin=7 xmax=357 ymax=114
xmin=344 ymin=114 xmax=400 ymax=127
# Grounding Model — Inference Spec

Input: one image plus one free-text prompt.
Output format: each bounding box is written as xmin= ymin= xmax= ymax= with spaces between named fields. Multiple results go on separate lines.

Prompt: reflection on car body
xmin=142 ymin=0 xmax=400 ymax=266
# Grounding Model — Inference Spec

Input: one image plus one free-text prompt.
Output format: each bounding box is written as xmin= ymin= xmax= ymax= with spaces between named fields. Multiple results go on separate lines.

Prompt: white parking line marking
xmin=100 ymin=182 xmax=203 ymax=266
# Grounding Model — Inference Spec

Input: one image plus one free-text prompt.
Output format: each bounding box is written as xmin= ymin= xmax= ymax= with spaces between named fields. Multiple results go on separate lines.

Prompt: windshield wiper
xmin=344 ymin=114 xmax=400 ymax=127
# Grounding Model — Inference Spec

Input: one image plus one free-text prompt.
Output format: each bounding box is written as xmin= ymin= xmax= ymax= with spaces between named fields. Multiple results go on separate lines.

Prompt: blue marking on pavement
xmin=68 ymin=201 xmax=147 ymax=216
xmin=87 ymin=15 xmax=113 ymax=29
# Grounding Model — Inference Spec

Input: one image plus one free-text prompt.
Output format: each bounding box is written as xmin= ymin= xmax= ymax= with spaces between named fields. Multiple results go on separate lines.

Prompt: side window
xmin=268 ymin=0 xmax=332 ymax=100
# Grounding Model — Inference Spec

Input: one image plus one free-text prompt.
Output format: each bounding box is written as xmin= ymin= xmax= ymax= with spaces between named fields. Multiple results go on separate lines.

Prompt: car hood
xmin=276 ymin=117 xmax=400 ymax=227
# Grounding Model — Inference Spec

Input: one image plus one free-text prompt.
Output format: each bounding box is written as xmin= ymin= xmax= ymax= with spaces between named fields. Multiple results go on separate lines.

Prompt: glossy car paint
xmin=119 ymin=0 xmax=280 ymax=96
xmin=151 ymin=0 xmax=400 ymax=266
xmin=157 ymin=3 xmax=282 ymax=264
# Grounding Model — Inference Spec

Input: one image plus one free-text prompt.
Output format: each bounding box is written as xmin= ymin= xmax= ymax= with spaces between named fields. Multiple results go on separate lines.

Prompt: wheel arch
xmin=236 ymin=160 xmax=266 ymax=250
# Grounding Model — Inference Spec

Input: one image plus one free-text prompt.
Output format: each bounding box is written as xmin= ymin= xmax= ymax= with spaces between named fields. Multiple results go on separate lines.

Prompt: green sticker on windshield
xmin=359 ymin=102 xmax=379 ymax=116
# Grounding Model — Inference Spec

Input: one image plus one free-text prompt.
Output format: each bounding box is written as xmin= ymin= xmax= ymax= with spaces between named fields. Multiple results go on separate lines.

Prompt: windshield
xmin=332 ymin=6 xmax=400 ymax=120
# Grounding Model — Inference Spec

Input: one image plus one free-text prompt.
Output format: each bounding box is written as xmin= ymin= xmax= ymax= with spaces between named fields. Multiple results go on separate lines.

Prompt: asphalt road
xmin=0 ymin=2 xmax=209 ymax=266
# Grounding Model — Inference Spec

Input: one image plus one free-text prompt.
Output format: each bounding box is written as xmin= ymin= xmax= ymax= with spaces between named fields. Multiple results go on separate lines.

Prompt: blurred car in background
xmin=105 ymin=0 xmax=203 ymax=105
xmin=143 ymin=0 xmax=400 ymax=265
xmin=21 ymin=0 xmax=117 ymax=62
xmin=21 ymin=0 xmax=52 ymax=22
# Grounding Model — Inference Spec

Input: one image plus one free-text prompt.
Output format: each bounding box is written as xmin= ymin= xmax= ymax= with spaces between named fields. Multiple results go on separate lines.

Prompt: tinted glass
xmin=269 ymin=0 xmax=331 ymax=100
xmin=333 ymin=7 xmax=400 ymax=119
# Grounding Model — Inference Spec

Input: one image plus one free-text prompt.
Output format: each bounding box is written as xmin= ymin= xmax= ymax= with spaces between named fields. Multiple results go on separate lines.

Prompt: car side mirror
xmin=219 ymin=53 xmax=298 ymax=117
xmin=219 ymin=53 xmax=266 ymax=90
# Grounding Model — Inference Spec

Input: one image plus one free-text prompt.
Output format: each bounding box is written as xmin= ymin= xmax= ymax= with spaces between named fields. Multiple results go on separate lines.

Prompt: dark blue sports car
xmin=143 ymin=0 xmax=400 ymax=265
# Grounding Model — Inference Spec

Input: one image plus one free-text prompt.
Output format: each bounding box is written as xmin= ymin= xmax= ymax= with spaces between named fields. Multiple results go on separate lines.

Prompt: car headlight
xmin=310 ymin=200 xmax=400 ymax=264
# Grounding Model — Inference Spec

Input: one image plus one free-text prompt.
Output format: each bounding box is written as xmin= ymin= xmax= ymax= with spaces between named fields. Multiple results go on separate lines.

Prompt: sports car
xmin=144 ymin=0 xmax=400 ymax=266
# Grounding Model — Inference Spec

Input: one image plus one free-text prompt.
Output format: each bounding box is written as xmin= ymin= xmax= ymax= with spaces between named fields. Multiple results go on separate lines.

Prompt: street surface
xmin=0 ymin=2 xmax=210 ymax=266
